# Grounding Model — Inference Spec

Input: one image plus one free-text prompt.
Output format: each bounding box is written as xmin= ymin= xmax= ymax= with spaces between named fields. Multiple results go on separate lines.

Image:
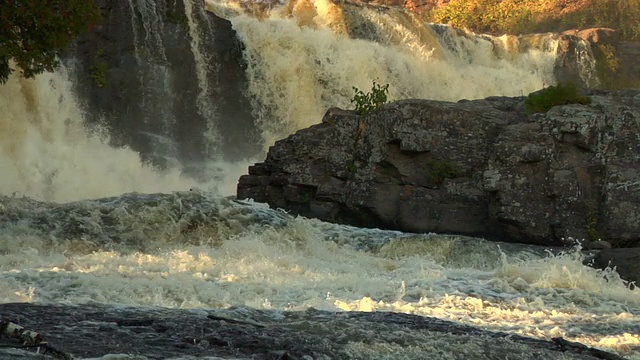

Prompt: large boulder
xmin=238 ymin=89 xmax=640 ymax=247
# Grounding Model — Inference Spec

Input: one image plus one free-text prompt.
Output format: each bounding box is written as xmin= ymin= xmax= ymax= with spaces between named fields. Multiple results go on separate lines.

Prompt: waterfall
xmin=206 ymin=0 xmax=565 ymax=148
xmin=0 ymin=67 xmax=194 ymax=202
xmin=0 ymin=0 xmax=600 ymax=200
xmin=126 ymin=0 xmax=179 ymax=167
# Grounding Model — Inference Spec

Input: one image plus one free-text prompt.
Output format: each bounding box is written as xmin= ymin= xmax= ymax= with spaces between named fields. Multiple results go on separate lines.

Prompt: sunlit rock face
xmin=238 ymin=89 xmax=640 ymax=247
xmin=564 ymin=28 xmax=640 ymax=89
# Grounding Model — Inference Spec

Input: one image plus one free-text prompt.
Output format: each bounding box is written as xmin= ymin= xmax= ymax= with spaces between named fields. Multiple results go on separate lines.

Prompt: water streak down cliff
xmin=62 ymin=0 xmax=260 ymax=173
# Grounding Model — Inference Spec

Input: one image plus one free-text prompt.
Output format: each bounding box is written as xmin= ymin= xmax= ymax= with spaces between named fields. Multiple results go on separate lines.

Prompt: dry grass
xmin=424 ymin=0 xmax=640 ymax=40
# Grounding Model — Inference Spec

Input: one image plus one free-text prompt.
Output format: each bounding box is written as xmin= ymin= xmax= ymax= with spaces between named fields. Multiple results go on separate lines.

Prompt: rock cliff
xmin=61 ymin=0 xmax=260 ymax=167
xmin=238 ymin=89 xmax=640 ymax=247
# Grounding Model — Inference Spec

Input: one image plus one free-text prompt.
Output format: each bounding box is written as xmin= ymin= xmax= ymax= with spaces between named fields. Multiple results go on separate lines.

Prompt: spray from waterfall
xmin=0 ymin=68 xmax=196 ymax=202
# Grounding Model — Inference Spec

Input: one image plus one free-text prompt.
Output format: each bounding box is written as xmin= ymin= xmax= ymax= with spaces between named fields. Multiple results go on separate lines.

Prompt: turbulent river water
xmin=0 ymin=0 xmax=638 ymax=358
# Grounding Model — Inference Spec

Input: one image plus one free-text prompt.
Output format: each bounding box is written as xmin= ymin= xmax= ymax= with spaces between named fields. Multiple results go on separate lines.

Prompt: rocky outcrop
xmin=564 ymin=28 xmax=640 ymax=89
xmin=238 ymin=89 xmax=640 ymax=247
xmin=591 ymin=248 xmax=640 ymax=287
xmin=0 ymin=303 xmax=628 ymax=360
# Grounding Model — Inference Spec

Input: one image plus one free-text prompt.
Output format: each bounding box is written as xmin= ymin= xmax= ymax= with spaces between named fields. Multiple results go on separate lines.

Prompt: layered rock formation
xmin=238 ymin=89 xmax=640 ymax=248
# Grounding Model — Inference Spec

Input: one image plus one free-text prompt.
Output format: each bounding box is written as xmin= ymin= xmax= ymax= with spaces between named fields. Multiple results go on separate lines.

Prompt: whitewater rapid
xmin=0 ymin=0 xmax=636 ymax=358
xmin=0 ymin=191 xmax=638 ymax=359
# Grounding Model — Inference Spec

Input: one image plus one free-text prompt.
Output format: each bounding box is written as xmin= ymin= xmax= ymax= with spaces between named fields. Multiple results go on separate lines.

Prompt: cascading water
xmin=0 ymin=67 xmax=194 ymax=202
xmin=206 ymin=0 xmax=567 ymax=147
xmin=58 ymin=0 xmax=260 ymax=183
xmin=2 ymin=1 xmax=636 ymax=359
xmin=126 ymin=0 xmax=180 ymax=167
xmin=183 ymin=0 xmax=223 ymax=168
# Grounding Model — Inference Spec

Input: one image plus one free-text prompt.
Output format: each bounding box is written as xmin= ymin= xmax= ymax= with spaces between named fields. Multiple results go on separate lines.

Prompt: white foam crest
xmin=0 ymin=70 xmax=198 ymax=202
xmin=350 ymin=6 xmax=442 ymax=59
xmin=495 ymin=248 xmax=637 ymax=304
xmin=231 ymin=14 xmax=557 ymax=147
xmin=1 ymin=212 xmax=638 ymax=358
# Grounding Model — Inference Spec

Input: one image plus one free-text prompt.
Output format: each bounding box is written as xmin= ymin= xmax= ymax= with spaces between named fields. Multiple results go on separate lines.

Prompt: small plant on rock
xmin=428 ymin=160 xmax=460 ymax=186
xmin=351 ymin=81 xmax=390 ymax=115
xmin=586 ymin=206 xmax=601 ymax=243
xmin=524 ymin=82 xmax=591 ymax=114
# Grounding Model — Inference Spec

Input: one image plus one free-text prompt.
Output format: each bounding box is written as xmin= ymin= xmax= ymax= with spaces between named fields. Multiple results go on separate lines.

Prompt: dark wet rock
xmin=0 ymin=303 xmax=629 ymax=360
xmin=238 ymin=89 xmax=640 ymax=248
xmin=562 ymin=28 xmax=640 ymax=89
xmin=591 ymin=248 xmax=640 ymax=286
xmin=584 ymin=240 xmax=612 ymax=250
xmin=61 ymin=0 xmax=260 ymax=168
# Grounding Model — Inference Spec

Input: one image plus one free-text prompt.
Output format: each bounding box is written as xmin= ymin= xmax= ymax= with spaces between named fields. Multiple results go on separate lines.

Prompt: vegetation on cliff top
xmin=425 ymin=0 xmax=640 ymax=40
xmin=0 ymin=0 xmax=101 ymax=83
xmin=524 ymin=83 xmax=591 ymax=114
xmin=351 ymin=82 xmax=390 ymax=115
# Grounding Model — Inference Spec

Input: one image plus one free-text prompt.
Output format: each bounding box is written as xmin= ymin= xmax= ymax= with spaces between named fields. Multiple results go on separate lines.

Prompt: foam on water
xmin=1 ymin=192 xmax=638 ymax=358
xmin=0 ymin=1 xmax=633 ymax=358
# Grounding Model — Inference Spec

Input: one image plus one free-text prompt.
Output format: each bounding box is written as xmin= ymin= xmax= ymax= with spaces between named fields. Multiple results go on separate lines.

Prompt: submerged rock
xmin=238 ymin=89 xmax=640 ymax=248
xmin=0 ymin=303 xmax=628 ymax=360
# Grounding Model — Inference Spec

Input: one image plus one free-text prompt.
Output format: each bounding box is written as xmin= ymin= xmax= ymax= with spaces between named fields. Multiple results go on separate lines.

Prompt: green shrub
xmin=524 ymin=83 xmax=591 ymax=114
xmin=0 ymin=0 xmax=101 ymax=83
xmin=587 ymin=207 xmax=600 ymax=242
xmin=428 ymin=160 xmax=460 ymax=185
xmin=89 ymin=61 xmax=109 ymax=88
xmin=351 ymin=81 xmax=389 ymax=116
xmin=594 ymin=44 xmax=621 ymax=88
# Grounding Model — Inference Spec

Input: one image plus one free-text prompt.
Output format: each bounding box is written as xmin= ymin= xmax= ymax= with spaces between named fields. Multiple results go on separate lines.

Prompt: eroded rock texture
xmin=0 ymin=303 xmax=628 ymax=360
xmin=238 ymin=89 xmax=640 ymax=248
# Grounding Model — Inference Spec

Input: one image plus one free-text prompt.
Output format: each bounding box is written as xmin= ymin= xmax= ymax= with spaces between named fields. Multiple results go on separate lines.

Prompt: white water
xmin=0 ymin=193 xmax=638 ymax=359
xmin=0 ymin=70 xmax=199 ymax=202
xmin=183 ymin=0 xmax=224 ymax=166
xmin=126 ymin=0 xmax=179 ymax=164
xmin=1 ymin=0 xmax=637 ymax=358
